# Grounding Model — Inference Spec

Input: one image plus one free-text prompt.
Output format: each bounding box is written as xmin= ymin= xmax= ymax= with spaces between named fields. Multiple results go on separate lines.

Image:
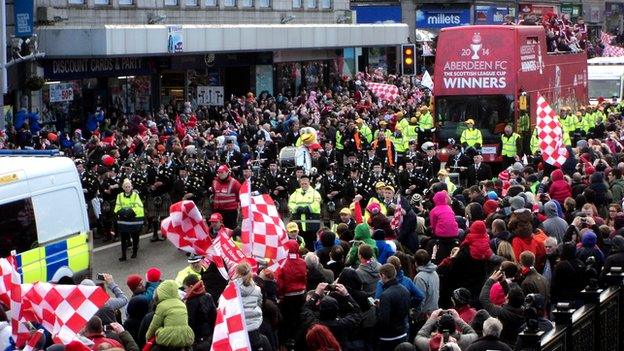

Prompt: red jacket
xmin=87 ymin=334 xmax=123 ymax=350
xmin=512 ymin=235 xmax=546 ymax=271
xmin=276 ymin=240 xmax=307 ymax=297
xmin=548 ymin=169 xmax=572 ymax=204
xmin=212 ymin=176 xmax=241 ymax=211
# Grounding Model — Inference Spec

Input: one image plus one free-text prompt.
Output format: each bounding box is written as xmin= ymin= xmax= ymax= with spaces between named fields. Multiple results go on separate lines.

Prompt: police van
xmin=0 ymin=151 xmax=91 ymax=283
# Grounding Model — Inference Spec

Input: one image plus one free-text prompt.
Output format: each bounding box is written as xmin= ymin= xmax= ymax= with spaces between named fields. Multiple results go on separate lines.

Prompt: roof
xmin=0 ymin=157 xmax=77 ymax=183
xmin=588 ymin=65 xmax=624 ymax=80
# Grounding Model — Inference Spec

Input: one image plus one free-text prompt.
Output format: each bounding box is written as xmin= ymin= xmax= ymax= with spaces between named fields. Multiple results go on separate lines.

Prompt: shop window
xmin=68 ymin=0 xmax=85 ymax=4
xmin=111 ymin=76 xmax=152 ymax=114
xmin=258 ymin=0 xmax=270 ymax=8
xmin=241 ymin=0 xmax=253 ymax=7
xmin=292 ymin=0 xmax=302 ymax=9
xmin=206 ymin=0 xmax=217 ymax=5
xmin=223 ymin=0 xmax=236 ymax=7
xmin=164 ymin=0 xmax=178 ymax=5
xmin=306 ymin=0 xmax=316 ymax=9
xmin=118 ymin=0 xmax=133 ymax=4
xmin=320 ymin=0 xmax=330 ymax=9
xmin=94 ymin=0 xmax=109 ymax=4
xmin=0 ymin=198 xmax=38 ymax=257
xmin=185 ymin=0 xmax=198 ymax=5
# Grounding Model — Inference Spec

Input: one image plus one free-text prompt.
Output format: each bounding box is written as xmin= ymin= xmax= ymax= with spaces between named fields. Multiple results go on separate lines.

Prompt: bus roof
xmin=588 ymin=65 xmax=624 ymax=80
xmin=0 ymin=156 xmax=77 ymax=184
xmin=587 ymin=56 xmax=624 ymax=65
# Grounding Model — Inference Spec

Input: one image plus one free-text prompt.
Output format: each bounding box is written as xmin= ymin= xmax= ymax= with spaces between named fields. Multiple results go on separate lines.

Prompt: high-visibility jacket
xmin=403 ymin=125 xmax=418 ymax=144
xmin=335 ymin=130 xmax=344 ymax=150
xmin=560 ymin=116 xmax=575 ymax=135
xmin=288 ymin=187 xmax=322 ymax=231
xmin=371 ymin=138 xmax=395 ymax=166
xmin=501 ymin=133 xmax=520 ymax=157
xmin=359 ymin=124 xmax=373 ymax=144
xmin=581 ymin=113 xmax=594 ymax=132
xmin=530 ymin=129 xmax=540 ymax=154
xmin=175 ymin=265 xmax=205 ymax=287
xmin=460 ymin=128 xmax=483 ymax=147
xmin=392 ymin=134 xmax=407 ymax=153
xmin=396 ymin=118 xmax=409 ymax=133
xmin=363 ymin=197 xmax=387 ymax=222
xmin=212 ymin=177 xmax=241 ymax=211
xmin=518 ymin=113 xmax=531 ymax=134
xmin=418 ymin=113 xmax=434 ymax=131
xmin=114 ymin=191 xmax=144 ymax=218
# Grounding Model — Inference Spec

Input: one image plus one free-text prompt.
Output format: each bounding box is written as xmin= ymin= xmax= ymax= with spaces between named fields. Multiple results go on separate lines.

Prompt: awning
xmin=37 ymin=23 xmax=409 ymax=58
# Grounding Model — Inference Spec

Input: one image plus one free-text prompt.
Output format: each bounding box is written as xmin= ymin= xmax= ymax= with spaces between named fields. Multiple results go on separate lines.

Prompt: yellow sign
xmin=0 ymin=173 xmax=19 ymax=185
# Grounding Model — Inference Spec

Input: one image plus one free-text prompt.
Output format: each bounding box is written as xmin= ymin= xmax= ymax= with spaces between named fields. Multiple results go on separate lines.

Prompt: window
xmin=306 ymin=0 xmax=316 ymax=9
xmin=241 ymin=0 xmax=253 ymax=7
xmin=164 ymin=0 xmax=178 ymax=5
xmin=320 ymin=0 xmax=330 ymax=9
xmin=206 ymin=0 xmax=217 ymax=6
xmin=94 ymin=0 xmax=109 ymax=4
xmin=292 ymin=0 xmax=301 ymax=8
xmin=68 ymin=0 xmax=84 ymax=4
xmin=31 ymin=188 xmax=86 ymax=244
xmin=118 ymin=0 xmax=133 ymax=4
xmin=0 ymin=198 xmax=38 ymax=257
xmin=185 ymin=0 xmax=198 ymax=5
xmin=258 ymin=0 xmax=270 ymax=7
xmin=223 ymin=0 xmax=236 ymax=7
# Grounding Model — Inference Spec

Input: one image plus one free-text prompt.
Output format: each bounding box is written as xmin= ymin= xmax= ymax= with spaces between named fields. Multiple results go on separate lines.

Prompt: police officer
xmin=500 ymin=124 xmax=522 ymax=168
xmin=418 ymin=106 xmax=435 ymax=142
xmin=288 ymin=174 xmax=322 ymax=251
xmin=115 ymin=179 xmax=144 ymax=261
xmin=460 ymin=119 xmax=483 ymax=149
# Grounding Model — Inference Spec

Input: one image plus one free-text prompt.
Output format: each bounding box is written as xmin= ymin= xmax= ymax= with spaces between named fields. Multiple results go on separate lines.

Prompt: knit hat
xmin=319 ymin=296 xmax=339 ymax=320
xmin=581 ymin=231 xmax=597 ymax=247
xmin=469 ymin=220 xmax=487 ymax=236
xmin=437 ymin=314 xmax=456 ymax=333
xmin=65 ymin=341 xmax=90 ymax=351
xmin=510 ymin=196 xmax=526 ymax=211
xmin=126 ymin=274 xmax=143 ymax=292
xmin=487 ymin=191 xmax=498 ymax=200
xmin=483 ymin=200 xmax=499 ymax=216
xmin=452 ymin=287 xmax=472 ymax=306
xmin=489 ymin=282 xmax=506 ymax=306
xmin=146 ymin=267 xmax=161 ymax=283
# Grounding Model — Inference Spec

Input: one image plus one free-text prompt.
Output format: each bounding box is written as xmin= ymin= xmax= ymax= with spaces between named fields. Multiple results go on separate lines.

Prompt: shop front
xmin=474 ymin=3 xmax=516 ymax=24
xmin=416 ymin=4 xmax=471 ymax=31
xmin=273 ymin=50 xmax=342 ymax=95
xmin=352 ymin=4 xmax=402 ymax=72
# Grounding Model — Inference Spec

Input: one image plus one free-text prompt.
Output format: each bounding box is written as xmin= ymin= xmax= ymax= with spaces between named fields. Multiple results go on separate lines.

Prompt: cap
xmin=188 ymin=254 xmax=203 ymax=263
xmin=421 ymin=141 xmax=435 ymax=152
xmin=217 ymin=165 xmax=230 ymax=173
xmin=375 ymin=181 xmax=386 ymax=189
xmin=410 ymin=117 xmax=418 ymax=123
xmin=438 ymin=169 xmax=449 ymax=176
xmin=466 ymin=119 xmax=475 ymax=125
xmin=339 ymin=207 xmax=351 ymax=216
xmin=384 ymin=185 xmax=395 ymax=192
xmin=286 ymin=222 xmax=299 ymax=232
xmin=209 ymin=213 xmax=223 ymax=222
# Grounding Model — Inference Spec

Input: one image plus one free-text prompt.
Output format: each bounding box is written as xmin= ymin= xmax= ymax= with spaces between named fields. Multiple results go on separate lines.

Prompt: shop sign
xmin=43 ymin=57 xmax=156 ymax=80
xmin=197 ymin=86 xmax=225 ymax=106
xmin=168 ymin=26 xmax=184 ymax=53
xmin=561 ymin=4 xmax=582 ymax=18
xmin=519 ymin=3 xmax=557 ymax=16
xmin=352 ymin=5 xmax=401 ymax=24
xmin=49 ymin=83 xmax=74 ymax=103
xmin=14 ymin=0 xmax=34 ymax=37
xmin=416 ymin=6 xmax=471 ymax=29
xmin=435 ymin=29 xmax=514 ymax=95
xmin=475 ymin=5 xmax=513 ymax=24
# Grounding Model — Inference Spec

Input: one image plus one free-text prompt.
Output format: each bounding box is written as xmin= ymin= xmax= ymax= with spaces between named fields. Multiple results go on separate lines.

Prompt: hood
xmin=354 ymin=223 xmax=372 ymax=241
xmin=319 ymin=296 xmax=339 ymax=320
xmin=462 ymin=221 xmax=493 ymax=260
xmin=433 ymin=191 xmax=449 ymax=206
xmin=612 ymin=236 xmax=624 ymax=252
xmin=127 ymin=296 xmax=150 ymax=320
xmin=544 ymin=200 xmax=558 ymax=218
xmin=581 ymin=231 xmax=597 ymax=247
xmin=337 ymin=267 xmax=363 ymax=291
xmin=156 ymin=280 xmax=180 ymax=301
xmin=186 ymin=280 xmax=207 ymax=299
xmin=551 ymin=169 xmax=564 ymax=181
xmin=468 ymin=220 xmax=487 ymax=236
xmin=418 ymin=262 xmax=437 ymax=273
xmin=560 ymin=242 xmax=577 ymax=260
xmin=285 ymin=240 xmax=301 ymax=256
xmin=590 ymin=172 xmax=604 ymax=184
xmin=359 ymin=260 xmax=381 ymax=277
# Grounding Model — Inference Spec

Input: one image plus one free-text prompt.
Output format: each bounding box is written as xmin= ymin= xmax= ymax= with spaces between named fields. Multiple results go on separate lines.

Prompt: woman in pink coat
xmin=430 ymin=191 xmax=460 ymax=238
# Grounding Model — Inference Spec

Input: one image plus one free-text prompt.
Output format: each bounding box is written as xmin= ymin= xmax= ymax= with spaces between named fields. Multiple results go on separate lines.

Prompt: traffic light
xmin=401 ymin=44 xmax=416 ymax=76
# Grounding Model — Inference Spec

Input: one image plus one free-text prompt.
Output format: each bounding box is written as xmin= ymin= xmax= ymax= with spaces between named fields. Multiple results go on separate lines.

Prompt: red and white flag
xmin=12 ymin=282 xmax=109 ymax=346
xmin=161 ymin=201 xmax=213 ymax=255
xmin=239 ymin=181 xmax=289 ymax=265
xmin=601 ymin=32 xmax=624 ymax=57
xmin=365 ymin=82 xmax=399 ymax=102
xmin=205 ymin=231 xmax=257 ymax=280
xmin=0 ymin=256 xmax=20 ymax=309
xmin=210 ymin=282 xmax=251 ymax=351
xmin=23 ymin=329 xmax=45 ymax=351
xmin=536 ymin=95 xmax=568 ymax=167
xmin=390 ymin=199 xmax=403 ymax=230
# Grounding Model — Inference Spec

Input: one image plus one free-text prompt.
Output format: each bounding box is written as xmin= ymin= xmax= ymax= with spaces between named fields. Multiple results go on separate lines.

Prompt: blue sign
xmin=416 ymin=6 xmax=471 ymax=29
xmin=353 ymin=5 xmax=402 ymax=24
xmin=14 ymin=0 xmax=34 ymax=37
xmin=474 ymin=5 xmax=512 ymax=24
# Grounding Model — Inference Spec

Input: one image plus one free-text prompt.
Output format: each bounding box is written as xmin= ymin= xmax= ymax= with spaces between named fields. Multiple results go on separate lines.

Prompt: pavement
xmin=92 ymin=233 xmax=189 ymax=298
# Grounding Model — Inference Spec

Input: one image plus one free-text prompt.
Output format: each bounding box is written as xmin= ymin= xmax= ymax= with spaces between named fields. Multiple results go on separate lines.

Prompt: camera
xmin=325 ymin=284 xmax=336 ymax=292
xmin=96 ymin=273 xmax=105 ymax=280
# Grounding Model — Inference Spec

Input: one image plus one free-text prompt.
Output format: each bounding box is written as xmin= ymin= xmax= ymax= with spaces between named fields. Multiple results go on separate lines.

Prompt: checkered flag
xmin=210 ymin=281 xmax=251 ymax=351
xmin=365 ymin=82 xmax=399 ymax=102
xmin=23 ymin=329 xmax=44 ymax=351
xmin=161 ymin=201 xmax=213 ymax=255
xmin=204 ymin=231 xmax=256 ymax=280
xmin=536 ymin=94 xmax=568 ymax=167
xmin=390 ymin=199 xmax=403 ymax=230
xmin=601 ymin=32 xmax=624 ymax=57
xmin=240 ymin=181 xmax=289 ymax=264
xmin=0 ymin=256 xmax=19 ymax=309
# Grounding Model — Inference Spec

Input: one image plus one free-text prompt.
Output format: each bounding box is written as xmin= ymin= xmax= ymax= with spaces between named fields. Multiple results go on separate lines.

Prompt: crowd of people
xmin=3 ymin=70 xmax=624 ymax=351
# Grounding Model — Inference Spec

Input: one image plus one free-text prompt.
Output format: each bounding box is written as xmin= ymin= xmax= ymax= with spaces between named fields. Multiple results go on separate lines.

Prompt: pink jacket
xmin=429 ymin=191 xmax=459 ymax=238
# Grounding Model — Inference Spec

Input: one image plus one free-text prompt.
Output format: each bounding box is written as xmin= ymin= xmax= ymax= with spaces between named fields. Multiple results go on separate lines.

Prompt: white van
xmin=0 ymin=153 xmax=91 ymax=283
xmin=587 ymin=57 xmax=624 ymax=104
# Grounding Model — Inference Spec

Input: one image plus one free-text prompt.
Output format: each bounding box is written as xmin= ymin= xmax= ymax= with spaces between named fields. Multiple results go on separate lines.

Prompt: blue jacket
xmin=375 ymin=240 xmax=395 ymax=264
xmin=374 ymin=270 xmax=424 ymax=308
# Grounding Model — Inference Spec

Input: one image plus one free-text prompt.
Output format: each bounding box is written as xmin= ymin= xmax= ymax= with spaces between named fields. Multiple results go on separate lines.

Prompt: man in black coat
xmin=467 ymin=153 xmax=492 ymax=186
xmin=183 ymin=275 xmax=217 ymax=350
xmin=376 ymin=263 xmax=410 ymax=350
xmin=479 ymin=270 xmax=525 ymax=345
xmin=465 ymin=317 xmax=513 ymax=351
xmin=601 ymin=236 xmax=624 ymax=284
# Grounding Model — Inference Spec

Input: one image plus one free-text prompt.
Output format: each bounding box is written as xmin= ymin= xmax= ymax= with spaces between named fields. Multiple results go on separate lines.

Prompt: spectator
xmin=601 ymin=236 xmax=624 ymax=283
xmin=414 ymin=249 xmax=440 ymax=319
xmin=519 ymin=251 xmax=551 ymax=306
xmin=146 ymin=280 xmax=195 ymax=350
xmin=235 ymin=262 xmax=272 ymax=351
xmin=376 ymin=263 xmax=411 ymax=349
xmin=305 ymin=252 xmax=334 ymax=291
xmin=346 ymin=224 xmax=378 ymax=266
xmin=374 ymin=256 xmax=424 ymax=309
xmin=479 ymin=270 xmax=525 ymax=345
xmin=182 ymin=274 xmax=216 ymax=350
xmin=541 ymin=200 xmax=569 ymax=243
xmin=552 ymin=242 xmax=586 ymax=304
xmin=465 ymin=317 xmax=513 ymax=351
xmin=414 ymin=309 xmax=478 ymax=351
xmin=305 ymin=324 xmax=342 ymax=351
xmin=451 ymin=288 xmax=477 ymax=324
xmin=548 ymin=169 xmax=572 ymax=204
xmin=355 ymin=244 xmax=381 ymax=294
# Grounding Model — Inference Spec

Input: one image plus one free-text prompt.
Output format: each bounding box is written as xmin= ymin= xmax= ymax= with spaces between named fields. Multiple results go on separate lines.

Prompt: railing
xmin=518 ymin=272 xmax=624 ymax=351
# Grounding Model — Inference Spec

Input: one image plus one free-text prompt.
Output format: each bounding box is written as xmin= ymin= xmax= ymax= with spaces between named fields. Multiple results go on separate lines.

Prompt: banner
xmin=14 ymin=0 xmax=34 ymax=38
xmin=49 ymin=83 xmax=74 ymax=103
xmin=168 ymin=26 xmax=184 ymax=53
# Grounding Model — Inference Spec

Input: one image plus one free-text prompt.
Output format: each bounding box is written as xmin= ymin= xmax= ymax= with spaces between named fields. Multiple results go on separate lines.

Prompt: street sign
xmin=197 ymin=86 xmax=224 ymax=106
xmin=49 ymin=83 xmax=74 ymax=103
xmin=14 ymin=0 xmax=34 ymax=37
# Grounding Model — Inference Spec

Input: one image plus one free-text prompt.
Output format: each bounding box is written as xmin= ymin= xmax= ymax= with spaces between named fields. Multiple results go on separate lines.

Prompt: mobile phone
xmin=103 ymin=325 xmax=108 ymax=332
xmin=96 ymin=273 xmax=105 ymax=280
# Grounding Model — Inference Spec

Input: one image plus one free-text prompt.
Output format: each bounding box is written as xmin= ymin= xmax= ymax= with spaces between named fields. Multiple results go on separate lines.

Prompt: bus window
xmin=436 ymin=95 xmax=514 ymax=144
xmin=0 ymin=198 xmax=39 ymax=257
